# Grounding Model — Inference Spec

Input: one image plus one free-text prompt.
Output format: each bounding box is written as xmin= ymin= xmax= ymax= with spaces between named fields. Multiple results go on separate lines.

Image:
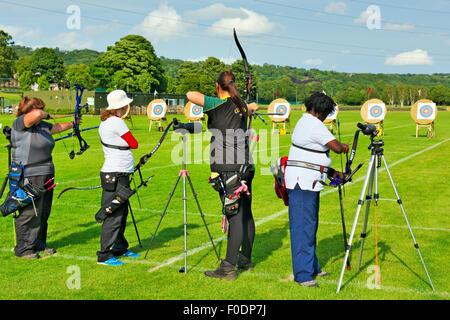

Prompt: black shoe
xmin=205 ymin=260 xmax=238 ymax=280
xmin=237 ymin=252 xmax=253 ymax=271
xmin=17 ymin=253 xmax=40 ymax=259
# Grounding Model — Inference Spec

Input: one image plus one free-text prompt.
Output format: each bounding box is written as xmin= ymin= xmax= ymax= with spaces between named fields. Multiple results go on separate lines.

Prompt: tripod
xmin=144 ymin=133 xmax=220 ymax=273
xmin=336 ymin=136 xmax=435 ymax=293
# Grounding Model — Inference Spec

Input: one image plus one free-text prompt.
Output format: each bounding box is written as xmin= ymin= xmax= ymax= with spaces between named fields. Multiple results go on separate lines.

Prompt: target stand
xmin=121 ymin=105 xmax=135 ymax=129
xmin=268 ymin=99 xmax=291 ymax=134
xmin=411 ymin=99 xmax=436 ymax=138
xmin=324 ymin=104 xmax=339 ymax=134
xmin=147 ymin=99 xmax=169 ymax=132
xmin=184 ymin=101 xmax=205 ymax=129
xmin=361 ymin=99 xmax=387 ymax=136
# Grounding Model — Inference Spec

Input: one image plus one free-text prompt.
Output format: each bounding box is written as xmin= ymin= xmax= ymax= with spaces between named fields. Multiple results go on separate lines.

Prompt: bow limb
xmin=233 ymin=28 xmax=251 ymax=104
xmin=57 ymin=185 xmax=102 ymax=199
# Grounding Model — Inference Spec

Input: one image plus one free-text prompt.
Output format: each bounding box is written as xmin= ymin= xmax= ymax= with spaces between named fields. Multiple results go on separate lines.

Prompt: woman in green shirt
xmin=187 ymin=70 xmax=258 ymax=280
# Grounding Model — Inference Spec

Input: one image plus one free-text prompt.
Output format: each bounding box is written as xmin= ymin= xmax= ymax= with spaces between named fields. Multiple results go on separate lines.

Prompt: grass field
xmin=0 ymin=109 xmax=448 ymax=301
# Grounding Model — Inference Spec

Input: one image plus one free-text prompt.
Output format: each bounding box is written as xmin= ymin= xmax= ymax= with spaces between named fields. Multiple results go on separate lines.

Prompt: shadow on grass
xmin=337 ymin=240 xmax=433 ymax=291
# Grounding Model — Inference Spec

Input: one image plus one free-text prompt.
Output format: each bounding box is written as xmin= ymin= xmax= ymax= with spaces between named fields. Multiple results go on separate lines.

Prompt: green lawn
xmin=0 ymin=110 xmax=448 ymax=300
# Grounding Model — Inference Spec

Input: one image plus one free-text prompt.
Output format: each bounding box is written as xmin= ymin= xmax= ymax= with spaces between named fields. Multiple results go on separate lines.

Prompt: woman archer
xmin=187 ymin=70 xmax=259 ymax=280
xmin=95 ymin=90 xmax=141 ymax=266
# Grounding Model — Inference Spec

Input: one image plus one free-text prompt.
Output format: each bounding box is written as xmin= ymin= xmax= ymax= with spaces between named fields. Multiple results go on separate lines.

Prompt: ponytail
xmin=217 ymin=71 xmax=247 ymax=117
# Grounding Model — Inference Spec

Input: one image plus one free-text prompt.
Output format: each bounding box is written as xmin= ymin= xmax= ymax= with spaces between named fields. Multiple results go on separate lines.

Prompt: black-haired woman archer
xmin=285 ymin=92 xmax=349 ymax=287
xmin=187 ymin=70 xmax=259 ymax=280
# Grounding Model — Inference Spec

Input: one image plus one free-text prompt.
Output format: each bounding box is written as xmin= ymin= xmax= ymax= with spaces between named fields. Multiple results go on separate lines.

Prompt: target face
xmin=151 ymin=102 xmax=166 ymax=118
xmin=189 ymin=103 xmax=203 ymax=118
xmin=273 ymin=103 xmax=290 ymax=119
xmin=417 ymin=103 xmax=436 ymax=120
xmin=367 ymin=103 xmax=385 ymax=121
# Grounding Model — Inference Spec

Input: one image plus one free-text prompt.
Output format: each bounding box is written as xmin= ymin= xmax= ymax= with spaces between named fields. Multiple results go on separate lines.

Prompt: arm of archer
xmin=23 ymin=109 xmax=50 ymax=128
xmin=51 ymin=122 xmax=74 ymax=135
xmin=186 ymin=91 xmax=205 ymax=107
xmin=326 ymin=139 xmax=349 ymax=154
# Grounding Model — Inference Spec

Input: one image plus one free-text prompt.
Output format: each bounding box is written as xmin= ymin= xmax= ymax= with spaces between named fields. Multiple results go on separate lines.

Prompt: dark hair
xmin=17 ymin=97 xmax=46 ymax=117
xmin=216 ymin=71 xmax=247 ymax=117
xmin=304 ymin=92 xmax=336 ymax=118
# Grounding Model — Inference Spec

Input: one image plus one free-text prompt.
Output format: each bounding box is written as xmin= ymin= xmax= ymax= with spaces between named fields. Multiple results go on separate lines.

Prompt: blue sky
xmin=0 ymin=0 xmax=449 ymax=74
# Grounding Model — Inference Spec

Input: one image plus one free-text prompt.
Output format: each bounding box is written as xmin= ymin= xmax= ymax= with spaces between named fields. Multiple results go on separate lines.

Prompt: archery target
xmin=417 ymin=102 xmax=436 ymax=120
xmin=268 ymin=99 xmax=291 ymax=123
xmin=151 ymin=102 xmax=166 ymax=118
xmin=273 ymin=102 xmax=290 ymax=119
xmin=190 ymin=103 xmax=203 ymax=118
xmin=147 ymin=99 xmax=168 ymax=120
xmin=367 ymin=103 xmax=386 ymax=121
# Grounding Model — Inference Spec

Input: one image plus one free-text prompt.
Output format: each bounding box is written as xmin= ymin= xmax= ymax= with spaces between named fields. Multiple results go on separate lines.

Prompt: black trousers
xmin=96 ymin=173 xmax=130 ymax=262
xmin=219 ymin=170 xmax=255 ymax=266
xmin=14 ymin=174 xmax=54 ymax=257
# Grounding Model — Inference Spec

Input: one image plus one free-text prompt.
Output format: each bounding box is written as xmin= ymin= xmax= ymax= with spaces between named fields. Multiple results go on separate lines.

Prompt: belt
xmin=101 ymin=140 xmax=130 ymax=150
xmin=292 ymin=143 xmax=329 ymax=156
xmin=285 ymin=159 xmax=329 ymax=174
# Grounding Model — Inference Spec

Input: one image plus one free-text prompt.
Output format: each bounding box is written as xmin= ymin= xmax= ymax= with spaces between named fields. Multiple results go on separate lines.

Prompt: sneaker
xmin=298 ymin=280 xmax=319 ymax=287
xmin=97 ymin=257 xmax=124 ymax=266
xmin=237 ymin=252 xmax=253 ymax=271
xmin=122 ymin=251 xmax=140 ymax=258
xmin=313 ymin=271 xmax=330 ymax=277
xmin=205 ymin=259 xmax=238 ymax=280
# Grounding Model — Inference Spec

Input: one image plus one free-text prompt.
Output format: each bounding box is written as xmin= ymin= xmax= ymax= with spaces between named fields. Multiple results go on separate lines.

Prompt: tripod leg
xmin=337 ymin=155 xmax=376 ymax=293
xmin=186 ymin=174 xmax=221 ymax=262
xmin=357 ymin=163 xmax=375 ymax=271
xmin=144 ymin=174 xmax=182 ymax=259
xmin=381 ymin=155 xmax=435 ymax=292
xmin=128 ymin=202 xmax=142 ymax=248
xmin=338 ymin=185 xmax=351 ymax=270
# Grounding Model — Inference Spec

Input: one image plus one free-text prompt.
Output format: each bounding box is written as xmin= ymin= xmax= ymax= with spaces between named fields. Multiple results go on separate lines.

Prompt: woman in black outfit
xmin=187 ymin=70 xmax=258 ymax=280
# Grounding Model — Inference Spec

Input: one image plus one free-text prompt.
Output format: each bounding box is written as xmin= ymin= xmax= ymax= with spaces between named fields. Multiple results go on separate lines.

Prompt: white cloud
xmin=49 ymin=32 xmax=95 ymax=50
xmin=354 ymin=10 xmax=371 ymax=25
xmin=207 ymin=8 xmax=275 ymax=36
xmin=383 ymin=23 xmax=415 ymax=31
xmin=303 ymin=58 xmax=323 ymax=66
xmin=385 ymin=49 xmax=434 ymax=66
xmin=133 ymin=2 xmax=188 ymax=42
xmin=324 ymin=1 xmax=348 ymax=15
xmin=0 ymin=25 xmax=42 ymax=44
xmin=185 ymin=4 xmax=245 ymax=20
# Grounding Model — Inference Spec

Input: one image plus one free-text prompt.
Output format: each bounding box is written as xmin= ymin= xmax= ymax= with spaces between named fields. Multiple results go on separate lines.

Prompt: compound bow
xmin=54 ymin=84 xmax=99 ymax=159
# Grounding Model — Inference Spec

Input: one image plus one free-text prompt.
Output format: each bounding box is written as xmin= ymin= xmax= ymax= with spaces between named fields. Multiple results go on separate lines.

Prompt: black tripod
xmin=336 ymin=129 xmax=435 ymax=293
xmin=144 ymin=133 xmax=220 ymax=273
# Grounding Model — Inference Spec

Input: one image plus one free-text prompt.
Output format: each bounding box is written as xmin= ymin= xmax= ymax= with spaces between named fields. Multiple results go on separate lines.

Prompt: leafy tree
xmin=30 ymin=47 xmax=65 ymax=84
xmin=429 ymin=86 xmax=450 ymax=105
xmin=14 ymin=55 xmax=32 ymax=76
xmin=37 ymin=75 xmax=50 ymax=91
xmin=66 ymin=64 xmax=95 ymax=90
xmin=92 ymin=34 xmax=166 ymax=92
xmin=18 ymin=70 xmax=34 ymax=91
xmin=0 ymin=30 xmax=18 ymax=78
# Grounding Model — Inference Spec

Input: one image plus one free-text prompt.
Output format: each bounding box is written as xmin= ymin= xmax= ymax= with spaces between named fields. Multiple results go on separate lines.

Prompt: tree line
xmin=1 ymin=30 xmax=449 ymax=106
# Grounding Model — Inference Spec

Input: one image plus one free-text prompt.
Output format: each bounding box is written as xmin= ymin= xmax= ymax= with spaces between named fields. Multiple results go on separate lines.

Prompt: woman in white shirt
xmin=285 ymin=92 xmax=348 ymax=287
xmin=96 ymin=90 xmax=140 ymax=266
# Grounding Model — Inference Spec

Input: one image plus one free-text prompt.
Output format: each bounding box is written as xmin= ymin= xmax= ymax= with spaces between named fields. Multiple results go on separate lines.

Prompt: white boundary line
xmin=1 ymin=248 xmax=447 ymax=298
